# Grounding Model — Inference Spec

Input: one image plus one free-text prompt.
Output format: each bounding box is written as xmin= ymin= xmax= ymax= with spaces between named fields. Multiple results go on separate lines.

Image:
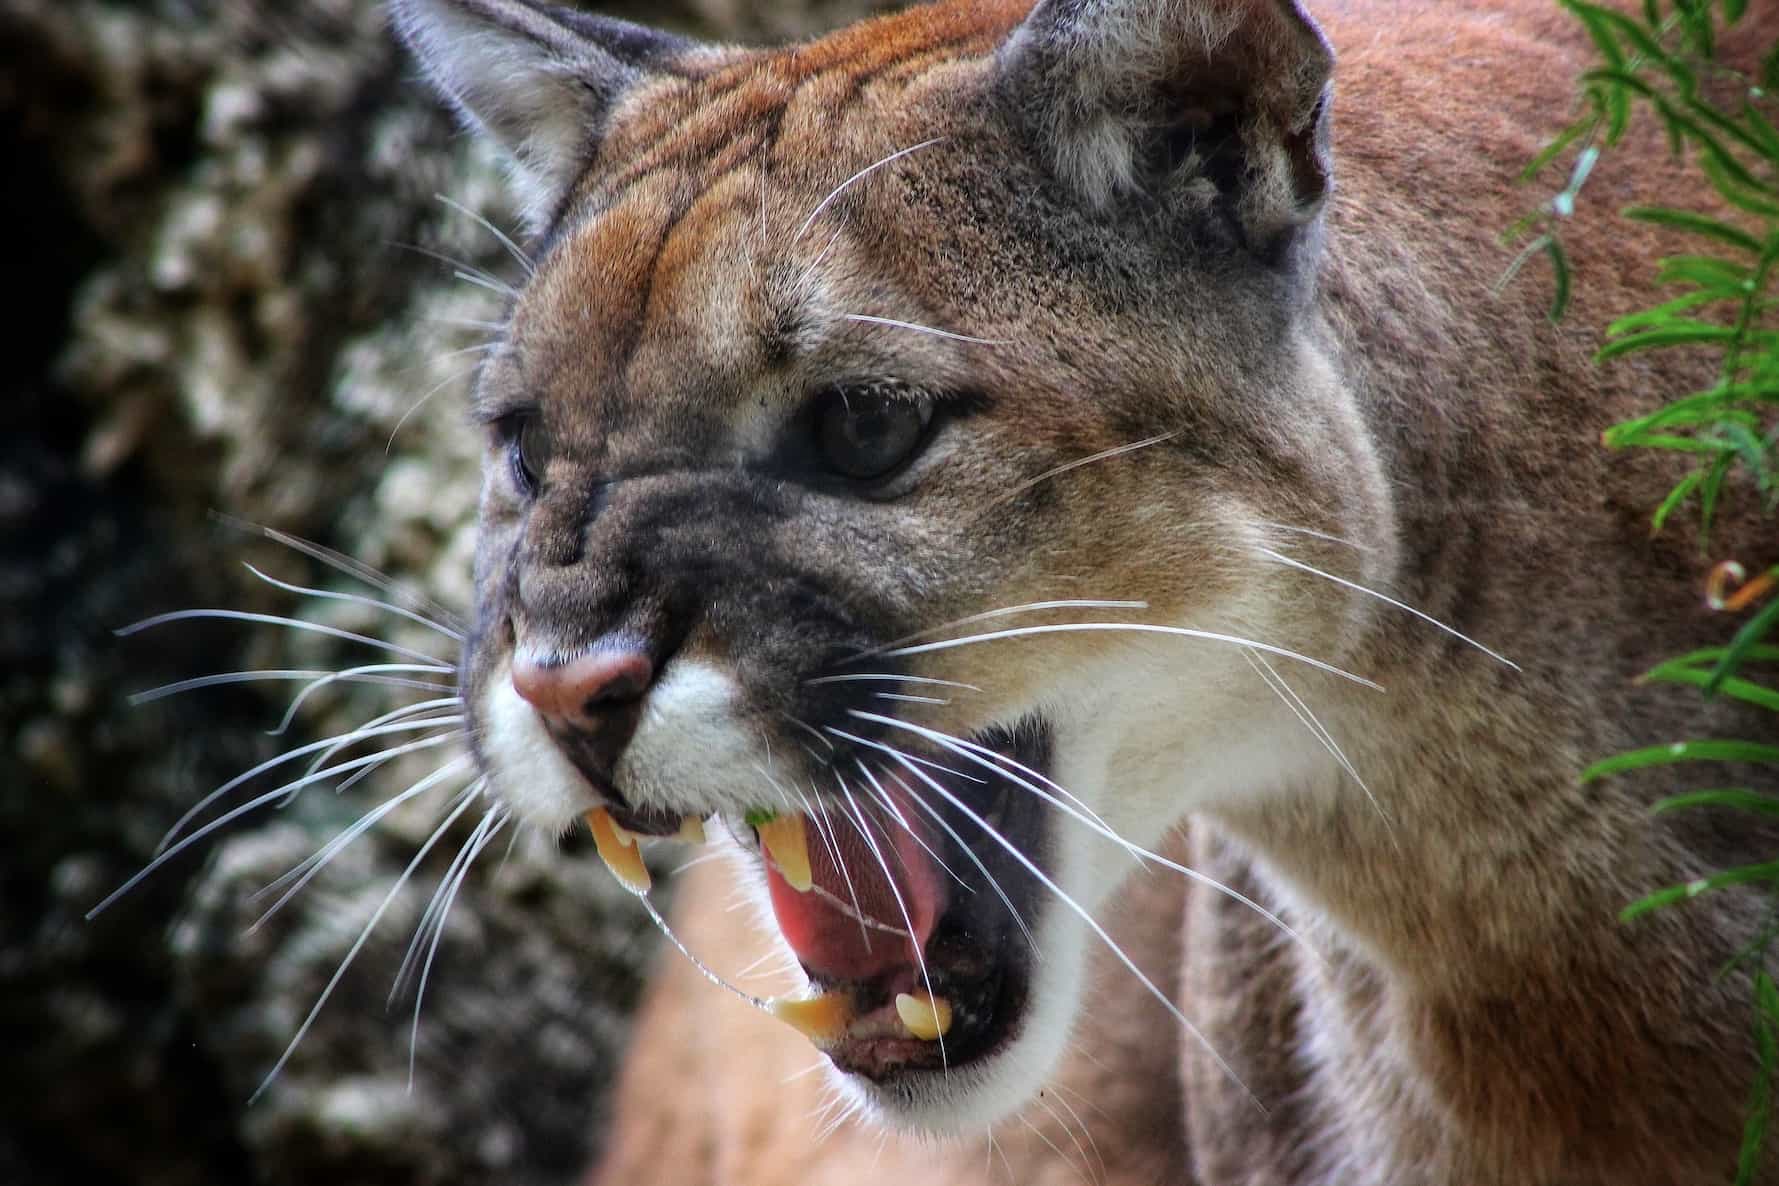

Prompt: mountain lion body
xmin=390 ymin=0 xmax=1777 ymax=1182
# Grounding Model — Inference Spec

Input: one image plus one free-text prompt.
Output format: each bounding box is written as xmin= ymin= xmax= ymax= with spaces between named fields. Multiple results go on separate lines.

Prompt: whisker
xmin=211 ymin=516 xmax=464 ymax=632
xmin=247 ymin=766 xmax=481 ymax=1105
xmin=391 ymin=240 xmax=517 ymax=297
xmin=1255 ymin=520 xmax=1371 ymax=552
xmin=84 ymin=732 xmax=468 ymax=920
xmin=248 ymin=759 xmax=476 ymax=930
xmin=872 ymin=692 xmax=949 ymax=705
xmin=390 ymin=791 xmax=496 ymax=998
xmin=795 ymin=224 xmax=846 ymax=289
xmin=828 ymin=730 xmax=1036 ymax=951
xmin=385 ymin=360 xmax=486 ymax=452
xmin=155 ymin=713 xmax=463 ymax=856
xmin=837 ymin=732 xmax=1264 ymax=1113
xmin=880 ymin=621 xmax=1384 ymax=691
xmin=1016 ymin=1112 xmax=1090 ymax=1186
xmin=1257 ymin=546 xmax=1518 ymax=671
xmin=794 ymin=137 xmax=945 ymax=241
xmin=791 ymin=786 xmax=873 ymax=952
xmin=1044 ymin=1089 xmax=1108 ymax=1186
xmin=129 ymin=664 xmax=453 ymax=707
xmin=805 ymin=673 xmax=980 ymax=691
xmin=408 ymin=804 xmax=506 ymax=1088
xmin=987 ymin=431 xmax=1178 ymax=511
xmin=117 ymin=609 xmax=449 ymax=667
xmin=853 ymin=759 xmax=976 ymax=894
xmin=434 ymin=193 xmax=535 ymax=277
xmin=857 ymin=714 xmax=1127 ymax=860
xmin=851 ymin=711 xmax=1316 ymax=960
xmin=841 ymin=313 xmax=1008 ymax=347
xmin=852 ymin=600 xmax=1147 ymax=660
xmin=1241 ymin=648 xmax=1389 ymax=829
xmin=834 ymin=777 xmax=947 ymax=1068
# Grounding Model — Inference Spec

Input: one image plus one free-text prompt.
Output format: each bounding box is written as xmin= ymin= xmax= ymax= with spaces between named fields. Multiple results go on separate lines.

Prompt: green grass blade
xmin=1624 ymin=205 xmax=1763 ymax=253
xmin=1622 ymin=861 xmax=1779 ymax=921
xmin=1582 ymin=739 xmax=1779 ymax=782
xmin=1652 ymin=788 xmax=1779 ymax=815
xmin=1707 ymin=589 xmax=1779 ymax=692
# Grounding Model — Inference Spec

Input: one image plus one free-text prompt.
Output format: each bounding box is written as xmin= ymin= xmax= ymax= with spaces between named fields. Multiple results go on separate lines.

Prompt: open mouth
xmin=588 ymin=719 xmax=1052 ymax=1082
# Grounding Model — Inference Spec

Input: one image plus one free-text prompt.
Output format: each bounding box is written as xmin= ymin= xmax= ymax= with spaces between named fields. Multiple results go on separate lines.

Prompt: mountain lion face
xmin=395 ymin=0 xmax=1774 ymax=1174
xmin=397 ymin=0 xmax=1388 ymax=1131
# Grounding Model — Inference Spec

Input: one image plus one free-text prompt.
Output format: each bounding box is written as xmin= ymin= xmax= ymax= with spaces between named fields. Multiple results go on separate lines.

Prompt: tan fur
xmin=391 ymin=0 xmax=1779 ymax=1182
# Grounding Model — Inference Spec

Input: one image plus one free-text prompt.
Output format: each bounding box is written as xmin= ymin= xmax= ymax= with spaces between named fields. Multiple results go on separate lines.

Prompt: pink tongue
xmin=764 ymin=799 xmax=946 ymax=982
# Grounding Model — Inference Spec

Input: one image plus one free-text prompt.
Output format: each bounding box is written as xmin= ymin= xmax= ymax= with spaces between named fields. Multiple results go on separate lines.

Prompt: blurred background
xmin=0 ymin=2 xmax=897 ymax=1182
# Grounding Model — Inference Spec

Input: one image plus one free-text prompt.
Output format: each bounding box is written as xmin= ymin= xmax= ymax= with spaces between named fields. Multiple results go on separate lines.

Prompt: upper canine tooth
xmin=586 ymin=807 xmax=651 ymax=895
xmin=757 ymin=813 xmax=813 ymax=892
xmin=677 ymin=815 xmax=707 ymax=845
xmin=768 ymin=990 xmax=853 ymax=1045
xmin=894 ymin=990 xmax=953 ymax=1041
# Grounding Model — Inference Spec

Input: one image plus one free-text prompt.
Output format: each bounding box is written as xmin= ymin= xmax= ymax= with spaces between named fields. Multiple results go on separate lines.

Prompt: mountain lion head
xmin=393 ymin=0 xmax=1775 ymax=1171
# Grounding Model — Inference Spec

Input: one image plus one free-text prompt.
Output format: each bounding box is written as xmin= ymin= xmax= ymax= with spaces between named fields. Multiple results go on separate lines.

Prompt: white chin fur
xmin=477 ymin=664 xmax=599 ymax=833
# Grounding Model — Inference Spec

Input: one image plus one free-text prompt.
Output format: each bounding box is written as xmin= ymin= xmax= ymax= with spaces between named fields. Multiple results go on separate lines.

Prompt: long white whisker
xmin=129 ymin=664 xmax=453 ymax=706
xmin=247 ymin=769 xmax=480 ymax=1105
xmin=852 ymin=711 xmax=1315 ymax=960
xmin=214 ymin=517 xmax=464 ymax=631
xmin=434 ymin=193 xmax=535 ymax=276
xmin=841 ymin=733 xmax=1263 ymax=1112
xmin=1044 ymin=1088 xmax=1108 ymax=1186
xmin=84 ymin=732 xmax=468 ymax=920
xmin=841 ymin=313 xmax=1007 ymax=347
xmin=269 ymin=664 xmax=458 ymax=737
xmin=791 ymin=786 xmax=872 ymax=953
xmin=1257 ymin=547 xmax=1518 ymax=670
xmin=1241 ymin=648 xmax=1389 ymax=829
xmin=854 ymin=714 xmax=1130 ymax=865
xmin=872 ymin=692 xmax=949 ymax=705
xmin=1256 ymin=520 xmax=1371 ymax=552
xmin=805 ymin=673 xmax=981 ymax=691
xmin=834 ymin=778 xmax=947 ymax=1068
xmin=392 ymin=790 xmax=496 ymax=996
xmin=295 ymin=697 xmax=465 ymax=784
xmin=989 ymin=431 xmax=1178 ymax=510
xmin=385 ymin=360 xmax=486 ymax=452
xmin=795 ymin=137 xmax=945 ymax=240
xmin=881 ymin=622 xmax=1384 ymax=691
xmin=830 ymin=731 xmax=1036 ymax=951
xmin=854 ymin=760 xmax=976 ymax=894
xmin=249 ymin=759 xmax=476 ymax=930
xmin=392 ymin=240 xmax=517 ymax=297
xmin=117 ymin=609 xmax=448 ymax=667
xmin=1016 ymin=1112 xmax=1089 ymax=1186
xmin=154 ymin=713 xmax=464 ymax=856
xmin=853 ymin=600 xmax=1147 ymax=660
xmin=409 ymin=804 xmax=506 ymax=1088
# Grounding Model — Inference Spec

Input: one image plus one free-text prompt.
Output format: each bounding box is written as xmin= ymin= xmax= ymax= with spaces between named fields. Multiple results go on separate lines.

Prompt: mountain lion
xmin=390 ymin=0 xmax=1776 ymax=1181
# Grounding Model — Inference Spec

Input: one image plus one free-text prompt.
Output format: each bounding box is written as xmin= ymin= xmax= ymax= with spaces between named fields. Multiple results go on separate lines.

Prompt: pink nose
xmin=511 ymin=649 xmax=654 ymax=722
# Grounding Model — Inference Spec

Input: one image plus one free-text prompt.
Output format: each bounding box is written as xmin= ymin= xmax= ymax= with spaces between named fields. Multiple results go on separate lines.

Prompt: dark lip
xmin=807 ymin=719 xmax=1052 ymax=1081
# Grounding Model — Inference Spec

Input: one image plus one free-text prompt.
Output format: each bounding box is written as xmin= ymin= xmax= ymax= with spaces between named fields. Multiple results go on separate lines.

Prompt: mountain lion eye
xmin=818 ymin=388 xmax=935 ymax=481
xmin=504 ymin=414 xmax=549 ymax=495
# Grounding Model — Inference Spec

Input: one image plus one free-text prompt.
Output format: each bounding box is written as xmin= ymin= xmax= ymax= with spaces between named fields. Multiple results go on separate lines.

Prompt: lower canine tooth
xmin=757 ymin=813 xmax=813 ymax=892
xmin=586 ymin=807 xmax=651 ymax=894
xmin=768 ymin=991 xmax=853 ymax=1045
xmin=677 ymin=815 xmax=707 ymax=845
xmin=894 ymin=991 xmax=953 ymax=1040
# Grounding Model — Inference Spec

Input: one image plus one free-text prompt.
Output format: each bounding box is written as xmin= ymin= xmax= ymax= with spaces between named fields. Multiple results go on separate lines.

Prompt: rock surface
xmin=0 ymin=2 xmax=895 ymax=1182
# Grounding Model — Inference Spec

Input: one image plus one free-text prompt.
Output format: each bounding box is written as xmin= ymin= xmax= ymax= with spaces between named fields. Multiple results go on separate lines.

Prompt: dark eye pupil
xmin=820 ymin=393 xmax=931 ymax=479
xmin=512 ymin=416 xmax=548 ymax=493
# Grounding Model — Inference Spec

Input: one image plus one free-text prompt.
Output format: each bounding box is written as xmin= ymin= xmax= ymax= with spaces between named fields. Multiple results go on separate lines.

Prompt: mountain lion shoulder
xmin=389 ymin=0 xmax=1777 ymax=1182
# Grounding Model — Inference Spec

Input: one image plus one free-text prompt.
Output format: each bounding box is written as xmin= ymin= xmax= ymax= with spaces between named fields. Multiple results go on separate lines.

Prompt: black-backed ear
xmin=1000 ymin=0 xmax=1333 ymax=264
xmin=391 ymin=0 xmax=698 ymax=231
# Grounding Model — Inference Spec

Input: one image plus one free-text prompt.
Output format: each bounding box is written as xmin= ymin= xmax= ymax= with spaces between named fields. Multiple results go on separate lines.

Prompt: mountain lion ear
xmin=1000 ymin=0 xmax=1333 ymax=263
xmin=391 ymin=0 xmax=698 ymax=231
